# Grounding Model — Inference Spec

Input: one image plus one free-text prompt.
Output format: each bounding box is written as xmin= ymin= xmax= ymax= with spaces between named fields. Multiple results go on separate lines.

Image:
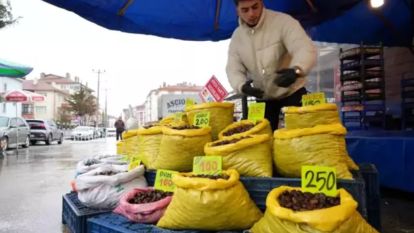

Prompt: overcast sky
xmin=0 ymin=0 xmax=232 ymax=116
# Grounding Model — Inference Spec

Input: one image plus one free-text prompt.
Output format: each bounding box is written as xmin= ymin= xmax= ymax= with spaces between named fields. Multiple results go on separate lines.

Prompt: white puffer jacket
xmin=226 ymin=8 xmax=317 ymax=100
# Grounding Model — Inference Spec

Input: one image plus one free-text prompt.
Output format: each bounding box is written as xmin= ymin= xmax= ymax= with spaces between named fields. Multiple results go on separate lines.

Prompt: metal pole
xmin=92 ymin=69 xmax=105 ymax=126
xmin=105 ymin=88 xmax=108 ymax=128
xmin=15 ymin=103 xmax=18 ymax=153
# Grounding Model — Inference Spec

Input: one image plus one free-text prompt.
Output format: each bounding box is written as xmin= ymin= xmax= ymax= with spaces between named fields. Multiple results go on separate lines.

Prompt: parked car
xmin=106 ymin=127 xmax=116 ymax=137
xmin=0 ymin=116 xmax=30 ymax=150
xmin=71 ymin=126 xmax=95 ymax=140
xmin=26 ymin=119 xmax=64 ymax=145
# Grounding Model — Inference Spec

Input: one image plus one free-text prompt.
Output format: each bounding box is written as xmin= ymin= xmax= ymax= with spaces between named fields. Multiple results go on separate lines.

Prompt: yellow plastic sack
xmin=122 ymin=129 xmax=139 ymax=139
xmin=185 ymin=102 xmax=234 ymax=140
xmin=124 ymin=135 xmax=139 ymax=159
xmin=251 ymin=186 xmax=378 ymax=233
xmin=159 ymin=113 xmax=189 ymax=127
xmin=157 ymin=169 xmax=263 ymax=230
xmin=283 ymin=104 xmax=340 ymax=129
xmin=136 ymin=126 xmax=163 ymax=169
xmin=153 ymin=126 xmax=212 ymax=171
xmin=218 ymin=119 xmax=273 ymax=139
xmin=116 ymin=141 xmax=126 ymax=155
xmin=273 ymin=124 xmax=358 ymax=179
xmin=204 ymin=134 xmax=272 ymax=177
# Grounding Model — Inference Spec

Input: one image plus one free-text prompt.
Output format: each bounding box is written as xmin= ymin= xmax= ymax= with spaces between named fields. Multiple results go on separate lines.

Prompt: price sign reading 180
xmin=193 ymin=111 xmax=210 ymax=128
xmin=193 ymin=156 xmax=222 ymax=175
xmin=154 ymin=169 xmax=178 ymax=192
xmin=301 ymin=165 xmax=337 ymax=197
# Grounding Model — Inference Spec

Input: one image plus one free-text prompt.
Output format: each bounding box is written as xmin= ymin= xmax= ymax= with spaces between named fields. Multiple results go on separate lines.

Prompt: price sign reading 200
xmin=301 ymin=165 xmax=337 ymax=197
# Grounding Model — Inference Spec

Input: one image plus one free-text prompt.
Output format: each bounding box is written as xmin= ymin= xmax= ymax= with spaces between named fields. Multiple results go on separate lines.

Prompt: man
xmin=226 ymin=0 xmax=317 ymax=130
xmin=114 ymin=117 xmax=125 ymax=141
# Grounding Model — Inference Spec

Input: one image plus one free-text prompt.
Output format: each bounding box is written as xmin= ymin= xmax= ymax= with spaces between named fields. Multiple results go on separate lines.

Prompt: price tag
xmin=302 ymin=92 xmax=326 ymax=106
xmin=248 ymin=102 xmax=265 ymax=123
xmin=185 ymin=98 xmax=195 ymax=108
xmin=193 ymin=156 xmax=222 ymax=175
xmin=154 ymin=169 xmax=178 ymax=192
xmin=128 ymin=158 xmax=141 ymax=171
xmin=193 ymin=111 xmax=210 ymax=127
xmin=302 ymin=165 xmax=337 ymax=197
xmin=174 ymin=112 xmax=184 ymax=121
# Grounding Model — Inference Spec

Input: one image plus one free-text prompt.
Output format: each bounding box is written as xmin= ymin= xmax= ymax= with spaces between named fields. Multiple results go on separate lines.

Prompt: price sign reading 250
xmin=193 ymin=111 xmax=210 ymax=128
xmin=154 ymin=169 xmax=178 ymax=192
xmin=301 ymin=165 xmax=337 ymax=197
xmin=193 ymin=156 xmax=222 ymax=175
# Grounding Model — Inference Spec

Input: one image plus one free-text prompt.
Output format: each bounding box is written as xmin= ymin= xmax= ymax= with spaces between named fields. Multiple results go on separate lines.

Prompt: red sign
xmin=199 ymin=76 xmax=228 ymax=102
xmin=5 ymin=91 xmax=29 ymax=102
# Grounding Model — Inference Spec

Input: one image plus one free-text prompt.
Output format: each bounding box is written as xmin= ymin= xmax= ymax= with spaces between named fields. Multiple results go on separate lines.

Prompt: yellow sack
xmin=124 ymin=135 xmax=139 ymax=159
xmin=204 ymin=134 xmax=272 ymax=177
xmin=122 ymin=129 xmax=139 ymax=139
xmin=283 ymin=104 xmax=340 ymax=129
xmin=136 ymin=126 xmax=163 ymax=169
xmin=157 ymin=169 xmax=263 ymax=230
xmin=218 ymin=119 xmax=273 ymax=139
xmin=159 ymin=113 xmax=189 ymax=127
xmin=185 ymin=102 xmax=234 ymax=140
xmin=153 ymin=126 xmax=212 ymax=171
xmin=251 ymin=186 xmax=378 ymax=233
xmin=273 ymin=124 xmax=358 ymax=179
xmin=116 ymin=140 xmax=126 ymax=155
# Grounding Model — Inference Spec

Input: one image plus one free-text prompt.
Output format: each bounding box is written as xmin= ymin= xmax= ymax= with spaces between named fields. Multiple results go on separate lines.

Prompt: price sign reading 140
xmin=193 ymin=156 xmax=222 ymax=175
xmin=302 ymin=92 xmax=326 ymax=106
xmin=154 ymin=169 xmax=178 ymax=192
xmin=193 ymin=111 xmax=210 ymax=128
xmin=301 ymin=165 xmax=337 ymax=197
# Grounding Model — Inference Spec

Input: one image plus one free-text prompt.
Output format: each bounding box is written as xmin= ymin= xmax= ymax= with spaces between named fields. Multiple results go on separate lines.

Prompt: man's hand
xmin=274 ymin=68 xmax=301 ymax=88
xmin=241 ymin=80 xmax=264 ymax=99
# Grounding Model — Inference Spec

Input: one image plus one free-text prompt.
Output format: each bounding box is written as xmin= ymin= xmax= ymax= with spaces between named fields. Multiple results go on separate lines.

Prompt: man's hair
xmin=233 ymin=0 xmax=261 ymax=6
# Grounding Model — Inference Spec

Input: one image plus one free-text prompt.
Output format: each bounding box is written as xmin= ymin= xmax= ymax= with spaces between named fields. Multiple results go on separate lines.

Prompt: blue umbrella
xmin=0 ymin=59 xmax=33 ymax=78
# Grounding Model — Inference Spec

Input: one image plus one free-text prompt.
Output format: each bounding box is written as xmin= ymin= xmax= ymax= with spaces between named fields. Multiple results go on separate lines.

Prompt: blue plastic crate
xmin=359 ymin=163 xmax=381 ymax=232
xmin=144 ymin=170 xmax=367 ymax=219
xmin=87 ymin=213 xmax=244 ymax=233
xmin=62 ymin=192 xmax=112 ymax=233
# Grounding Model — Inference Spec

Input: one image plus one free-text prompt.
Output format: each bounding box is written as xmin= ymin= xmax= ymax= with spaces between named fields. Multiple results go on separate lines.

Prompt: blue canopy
xmin=42 ymin=0 xmax=413 ymax=46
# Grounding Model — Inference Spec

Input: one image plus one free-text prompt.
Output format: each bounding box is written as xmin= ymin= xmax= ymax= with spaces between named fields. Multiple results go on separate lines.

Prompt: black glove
xmin=241 ymin=80 xmax=264 ymax=99
xmin=274 ymin=68 xmax=299 ymax=88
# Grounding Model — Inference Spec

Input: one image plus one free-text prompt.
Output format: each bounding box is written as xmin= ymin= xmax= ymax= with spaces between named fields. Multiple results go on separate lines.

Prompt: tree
xmin=0 ymin=0 xmax=18 ymax=29
xmin=66 ymin=87 xmax=98 ymax=124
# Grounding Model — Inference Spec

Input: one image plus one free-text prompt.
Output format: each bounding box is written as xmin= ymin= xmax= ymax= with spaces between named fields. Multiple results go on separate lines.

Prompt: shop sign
xmin=199 ymin=75 xmax=228 ymax=102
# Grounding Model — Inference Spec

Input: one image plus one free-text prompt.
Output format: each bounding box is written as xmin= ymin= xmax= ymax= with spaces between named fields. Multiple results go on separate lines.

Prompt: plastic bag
xmin=136 ymin=126 xmax=163 ymax=169
xmin=113 ymin=187 xmax=172 ymax=223
xmin=204 ymin=134 xmax=272 ymax=177
xmin=76 ymin=156 xmax=128 ymax=176
xmin=273 ymin=124 xmax=358 ymax=179
xmin=251 ymin=186 xmax=378 ymax=233
xmin=153 ymin=126 xmax=212 ymax=171
xmin=185 ymin=102 xmax=234 ymax=140
xmin=283 ymin=104 xmax=340 ymax=129
xmin=74 ymin=165 xmax=147 ymax=209
xmin=218 ymin=119 xmax=272 ymax=139
xmin=157 ymin=169 xmax=262 ymax=230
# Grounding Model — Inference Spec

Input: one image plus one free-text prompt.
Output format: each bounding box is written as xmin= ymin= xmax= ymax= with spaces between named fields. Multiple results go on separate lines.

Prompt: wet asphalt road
xmin=0 ymin=137 xmax=116 ymax=233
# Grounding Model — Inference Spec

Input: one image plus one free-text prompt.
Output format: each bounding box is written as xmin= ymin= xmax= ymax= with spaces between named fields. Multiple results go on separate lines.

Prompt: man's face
xmin=236 ymin=0 xmax=263 ymax=27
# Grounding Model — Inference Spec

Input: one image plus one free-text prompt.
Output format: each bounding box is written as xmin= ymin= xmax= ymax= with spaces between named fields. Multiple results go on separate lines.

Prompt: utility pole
xmin=92 ymin=69 xmax=105 ymax=126
xmin=105 ymin=88 xmax=108 ymax=128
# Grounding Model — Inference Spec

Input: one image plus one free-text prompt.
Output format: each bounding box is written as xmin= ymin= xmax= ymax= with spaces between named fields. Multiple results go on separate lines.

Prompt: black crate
xmin=87 ymin=213 xmax=243 ymax=233
xmin=62 ymin=192 xmax=112 ymax=233
xmin=359 ymin=163 xmax=381 ymax=232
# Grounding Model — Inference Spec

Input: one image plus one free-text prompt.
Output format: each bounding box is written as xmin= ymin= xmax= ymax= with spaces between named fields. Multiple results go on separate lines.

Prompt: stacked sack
xmin=122 ymin=129 xmax=140 ymax=160
xmin=274 ymin=103 xmax=358 ymax=179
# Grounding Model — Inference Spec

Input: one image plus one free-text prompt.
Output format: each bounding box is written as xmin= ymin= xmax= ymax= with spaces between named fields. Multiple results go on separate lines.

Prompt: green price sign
xmin=174 ymin=112 xmax=184 ymax=121
xmin=128 ymin=159 xmax=141 ymax=171
xmin=301 ymin=165 xmax=338 ymax=197
xmin=154 ymin=169 xmax=178 ymax=192
xmin=248 ymin=102 xmax=265 ymax=123
xmin=302 ymin=92 xmax=326 ymax=106
xmin=193 ymin=111 xmax=210 ymax=127
xmin=193 ymin=156 xmax=222 ymax=175
xmin=185 ymin=98 xmax=195 ymax=108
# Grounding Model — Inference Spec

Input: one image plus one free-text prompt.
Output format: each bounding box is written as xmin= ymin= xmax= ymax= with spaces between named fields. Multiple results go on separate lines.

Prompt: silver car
xmin=26 ymin=119 xmax=64 ymax=145
xmin=0 ymin=116 xmax=30 ymax=150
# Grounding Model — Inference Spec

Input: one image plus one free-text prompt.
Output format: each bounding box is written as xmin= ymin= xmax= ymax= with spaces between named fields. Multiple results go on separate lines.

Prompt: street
xmin=0 ymin=137 xmax=117 ymax=233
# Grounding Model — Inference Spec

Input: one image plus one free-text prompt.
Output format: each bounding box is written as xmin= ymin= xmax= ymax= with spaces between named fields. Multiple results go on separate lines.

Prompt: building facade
xmin=0 ymin=77 xmax=23 ymax=118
